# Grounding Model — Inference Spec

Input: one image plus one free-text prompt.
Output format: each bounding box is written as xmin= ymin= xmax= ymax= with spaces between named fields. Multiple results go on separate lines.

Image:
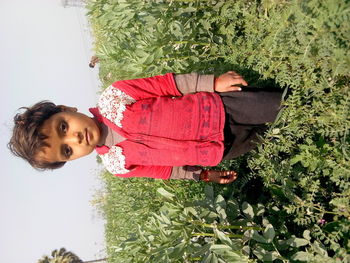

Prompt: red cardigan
xmin=91 ymin=73 xmax=225 ymax=179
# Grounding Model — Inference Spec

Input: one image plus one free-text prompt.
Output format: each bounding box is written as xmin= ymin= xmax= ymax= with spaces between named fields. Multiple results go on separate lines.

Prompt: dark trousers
xmin=220 ymin=87 xmax=283 ymax=159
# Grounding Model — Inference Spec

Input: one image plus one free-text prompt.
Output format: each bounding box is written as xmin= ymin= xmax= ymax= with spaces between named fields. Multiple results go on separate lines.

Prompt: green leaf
xmin=214 ymin=228 xmax=233 ymax=247
xmin=202 ymin=252 xmax=217 ymax=263
xmin=291 ymin=251 xmax=310 ymax=261
xmin=287 ymin=237 xmax=309 ymax=247
xmin=262 ymin=251 xmax=280 ymax=262
xmin=215 ymin=195 xmax=226 ymax=210
xmin=221 ymin=250 xmax=249 ymax=263
xmin=169 ymin=242 xmax=186 ymax=258
xmin=200 ymin=210 xmax=218 ymax=221
xmin=169 ymin=21 xmax=183 ymax=38
xmin=200 ymin=19 xmax=211 ymax=31
xmin=252 ymin=230 xmax=268 ymax=243
xmin=302 ymin=230 xmax=311 ymax=241
xmin=153 ymin=47 xmax=163 ymax=60
xmin=211 ymin=243 xmax=248 ymax=262
xmin=272 ymin=128 xmax=280 ymax=134
xmin=263 ymin=224 xmax=275 ymax=243
xmin=184 ymin=206 xmax=198 ymax=216
xmin=204 ymin=185 xmax=214 ymax=201
xmin=243 ymin=229 xmax=253 ymax=241
xmin=290 ymin=155 xmax=302 ymax=165
xmin=215 ymin=195 xmax=227 ymax=220
xmin=242 ymin=245 xmax=250 ymax=256
xmin=226 ymin=199 xmax=240 ymax=219
xmin=157 ymin=188 xmax=175 ymax=200
xmin=253 ymin=247 xmax=279 ymax=261
xmin=256 ymin=203 xmax=265 ymax=216
xmin=211 ymin=253 xmax=219 ymax=263
xmin=191 ymin=244 xmax=211 ymax=258
xmin=242 ymin=201 xmax=254 ymax=220
xmin=144 ymin=53 xmax=155 ymax=64
xmin=134 ymin=49 xmax=149 ymax=58
xmin=210 ymin=244 xmax=232 ymax=254
xmin=269 ymin=184 xmax=288 ymax=200
xmin=311 ymin=241 xmax=328 ymax=257
xmin=174 ymin=6 xmax=197 ymax=16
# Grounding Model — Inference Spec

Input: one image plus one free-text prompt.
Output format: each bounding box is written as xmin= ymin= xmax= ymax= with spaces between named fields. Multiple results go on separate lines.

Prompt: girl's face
xmin=35 ymin=107 xmax=102 ymax=163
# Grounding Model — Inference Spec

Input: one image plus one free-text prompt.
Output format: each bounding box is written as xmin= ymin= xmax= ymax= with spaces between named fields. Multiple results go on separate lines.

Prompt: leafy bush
xmin=115 ymin=185 xmax=346 ymax=262
xmin=93 ymin=170 xmax=205 ymax=262
xmin=87 ymin=0 xmax=350 ymax=262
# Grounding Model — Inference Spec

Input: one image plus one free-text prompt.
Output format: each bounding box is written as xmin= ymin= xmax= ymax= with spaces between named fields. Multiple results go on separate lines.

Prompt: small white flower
xmin=173 ymin=43 xmax=181 ymax=50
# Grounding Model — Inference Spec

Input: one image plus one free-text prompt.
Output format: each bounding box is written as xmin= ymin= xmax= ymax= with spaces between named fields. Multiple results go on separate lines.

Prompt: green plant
xmin=92 ymin=170 xmax=205 ymax=262
xmin=115 ymin=186 xmax=251 ymax=262
xmin=114 ymin=186 xmax=347 ymax=262
xmin=87 ymin=0 xmax=350 ymax=262
xmin=37 ymin=247 xmax=107 ymax=263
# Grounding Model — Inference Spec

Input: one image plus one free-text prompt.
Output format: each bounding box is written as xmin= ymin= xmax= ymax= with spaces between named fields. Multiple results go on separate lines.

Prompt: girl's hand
xmin=200 ymin=170 xmax=238 ymax=184
xmin=214 ymin=71 xmax=248 ymax=93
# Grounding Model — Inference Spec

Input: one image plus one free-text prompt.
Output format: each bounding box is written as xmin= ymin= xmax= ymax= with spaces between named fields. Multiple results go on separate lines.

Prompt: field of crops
xmin=87 ymin=0 xmax=350 ymax=262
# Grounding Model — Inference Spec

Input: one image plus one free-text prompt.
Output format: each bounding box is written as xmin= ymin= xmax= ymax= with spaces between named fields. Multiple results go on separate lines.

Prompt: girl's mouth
xmin=85 ymin=129 xmax=90 ymax=145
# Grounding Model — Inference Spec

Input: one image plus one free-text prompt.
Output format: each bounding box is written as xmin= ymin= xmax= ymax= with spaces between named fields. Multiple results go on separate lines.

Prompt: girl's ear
xmin=58 ymin=105 xmax=78 ymax=112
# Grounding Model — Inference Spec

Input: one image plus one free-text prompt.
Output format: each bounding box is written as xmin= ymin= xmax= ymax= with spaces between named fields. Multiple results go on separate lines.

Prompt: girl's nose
xmin=75 ymin=131 xmax=83 ymax=143
xmin=67 ymin=131 xmax=83 ymax=144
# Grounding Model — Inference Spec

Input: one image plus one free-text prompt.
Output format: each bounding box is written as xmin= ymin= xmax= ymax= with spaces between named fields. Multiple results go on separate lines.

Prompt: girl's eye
xmin=64 ymin=145 xmax=72 ymax=158
xmin=60 ymin=121 xmax=68 ymax=133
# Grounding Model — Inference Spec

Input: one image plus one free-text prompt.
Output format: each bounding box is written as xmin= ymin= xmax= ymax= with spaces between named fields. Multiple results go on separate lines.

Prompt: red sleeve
xmin=111 ymin=73 xmax=182 ymax=100
xmin=114 ymin=165 xmax=172 ymax=180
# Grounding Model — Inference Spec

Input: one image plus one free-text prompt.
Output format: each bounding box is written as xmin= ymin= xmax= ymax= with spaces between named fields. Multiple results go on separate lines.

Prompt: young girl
xmin=8 ymin=71 xmax=283 ymax=184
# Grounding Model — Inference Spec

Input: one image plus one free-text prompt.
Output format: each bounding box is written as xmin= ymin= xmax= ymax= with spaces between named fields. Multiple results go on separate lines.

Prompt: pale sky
xmin=0 ymin=1 xmax=106 ymax=262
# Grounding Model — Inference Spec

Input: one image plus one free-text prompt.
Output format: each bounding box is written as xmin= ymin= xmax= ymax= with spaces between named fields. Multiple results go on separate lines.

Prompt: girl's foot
xmin=200 ymin=170 xmax=237 ymax=184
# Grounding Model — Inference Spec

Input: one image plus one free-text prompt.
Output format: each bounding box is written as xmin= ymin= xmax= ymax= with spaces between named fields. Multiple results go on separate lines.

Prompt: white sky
xmin=0 ymin=1 xmax=106 ymax=262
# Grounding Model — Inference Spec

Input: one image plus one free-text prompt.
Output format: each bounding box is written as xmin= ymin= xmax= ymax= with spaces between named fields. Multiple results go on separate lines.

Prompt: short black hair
xmin=8 ymin=101 xmax=66 ymax=170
